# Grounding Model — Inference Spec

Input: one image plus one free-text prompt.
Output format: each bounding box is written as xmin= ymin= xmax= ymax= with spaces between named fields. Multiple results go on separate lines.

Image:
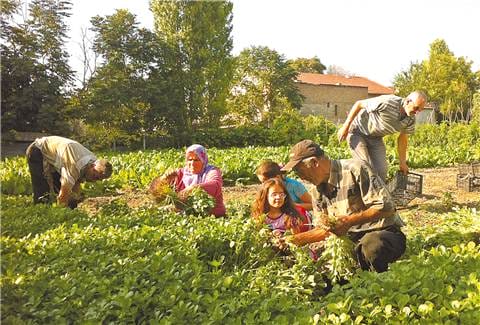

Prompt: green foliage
xmin=71 ymin=9 xmax=159 ymax=148
xmin=2 ymin=123 xmax=479 ymax=195
xmin=472 ymin=92 xmax=480 ymax=124
xmin=270 ymin=109 xmax=308 ymax=145
xmin=287 ymin=56 xmax=326 ymax=74
xmin=1 ymin=197 xmax=320 ymax=323
xmin=318 ymin=236 xmax=357 ymax=284
xmin=190 ymin=110 xmax=337 ymax=148
xmin=315 ymin=241 xmax=480 ymax=324
xmin=150 ymin=184 xmax=216 ymax=217
xmin=151 ymin=0 xmax=234 ymax=130
xmin=2 ymin=199 xmax=480 ymax=323
xmin=180 ymin=187 xmax=216 ymax=216
xmin=394 ymin=39 xmax=479 ymax=122
xmin=1 ymin=0 xmax=73 ymax=133
xmin=226 ymin=46 xmax=304 ymax=126
xmin=0 ymin=157 xmax=32 ymax=195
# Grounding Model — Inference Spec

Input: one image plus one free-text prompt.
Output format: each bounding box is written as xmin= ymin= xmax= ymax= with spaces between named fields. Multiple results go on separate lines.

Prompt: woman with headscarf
xmin=154 ymin=144 xmax=226 ymax=217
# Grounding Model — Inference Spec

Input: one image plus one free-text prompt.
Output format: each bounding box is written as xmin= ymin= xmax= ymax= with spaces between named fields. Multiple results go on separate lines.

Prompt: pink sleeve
xmin=198 ymin=168 xmax=226 ymax=216
xmin=198 ymin=168 xmax=223 ymax=196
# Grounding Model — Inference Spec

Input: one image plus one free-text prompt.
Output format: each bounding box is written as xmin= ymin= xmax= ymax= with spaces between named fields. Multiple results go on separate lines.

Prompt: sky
xmin=65 ymin=0 xmax=480 ymax=86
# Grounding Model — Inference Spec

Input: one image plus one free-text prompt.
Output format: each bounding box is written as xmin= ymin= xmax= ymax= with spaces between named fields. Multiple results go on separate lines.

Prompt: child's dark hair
xmin=255 ymin=160 xmax=283 ymax=179
xmin=251 ymin=178 xmax=301 ymax=223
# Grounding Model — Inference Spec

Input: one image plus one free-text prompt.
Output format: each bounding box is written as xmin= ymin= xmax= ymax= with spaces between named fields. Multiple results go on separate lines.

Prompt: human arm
xmin=397 ymin=132 xmax=409 ymax=175
xmin=69 ymin=182 xmax=84 ymax=202
xmin=287 ymin=178 xmax=313 ymax=210
xmin=330 ymin=207 xmax=395 ymax=236
xmin=337 ymin=100 xmax=366 ymax=142
xmin=57 ymin=184 xmax=72 ymax=207
xmin=285 ymin=206 xmax=330 ymax=246
xmin=285 ymin=228 xmax=331 ymax=246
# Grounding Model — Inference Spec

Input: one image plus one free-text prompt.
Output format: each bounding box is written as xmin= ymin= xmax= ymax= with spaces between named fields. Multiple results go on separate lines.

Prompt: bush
xmin=189 ymin=111 xmax=337 ymax=148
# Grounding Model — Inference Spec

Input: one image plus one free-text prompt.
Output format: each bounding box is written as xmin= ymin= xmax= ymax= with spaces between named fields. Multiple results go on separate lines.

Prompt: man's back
xmin=34 ymin=136 xmax=96 ymax=187
xmin=351 ymin=95 xmax=415 ymax=137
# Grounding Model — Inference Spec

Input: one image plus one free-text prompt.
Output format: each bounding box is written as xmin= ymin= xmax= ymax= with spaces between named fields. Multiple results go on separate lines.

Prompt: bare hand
xmin=178 ymin=189 xmax=190 ymax=202
xmin=272 ymin=235 xmax=288 ymax=251
xmin=337 ymin=125 xmax=349 ymax=142
xmin=331 ymin=217 xmax=351 ymax=236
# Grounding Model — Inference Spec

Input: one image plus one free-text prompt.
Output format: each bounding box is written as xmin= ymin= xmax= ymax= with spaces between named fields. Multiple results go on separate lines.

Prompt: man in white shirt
xmin=26 ymin=136 xmax=112 ymax=208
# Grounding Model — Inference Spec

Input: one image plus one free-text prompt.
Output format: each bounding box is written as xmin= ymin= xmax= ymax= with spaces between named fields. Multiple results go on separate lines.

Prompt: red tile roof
xmin=296 ymin=73 xmax=394 ymax=95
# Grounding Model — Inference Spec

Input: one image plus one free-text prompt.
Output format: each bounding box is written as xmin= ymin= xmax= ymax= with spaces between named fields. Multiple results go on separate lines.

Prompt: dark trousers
xmin=349 ymin=226 xmax=406 ymax=272
xmin=26 ymin=144 xmax=61 ymax=204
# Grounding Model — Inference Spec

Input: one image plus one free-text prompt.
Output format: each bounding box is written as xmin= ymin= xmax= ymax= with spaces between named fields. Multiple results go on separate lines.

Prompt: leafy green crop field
xmin=2 ymin=194 xmax=479 ymax=324
xmin=2 ymin=123 xmax=480 ymax=323
xmin=2 ymin=138 xmax=480 ymax=196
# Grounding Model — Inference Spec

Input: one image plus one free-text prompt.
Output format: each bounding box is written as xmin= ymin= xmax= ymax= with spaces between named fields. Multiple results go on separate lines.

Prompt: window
xmin=334 ymin=105 xmax=338 ymax=117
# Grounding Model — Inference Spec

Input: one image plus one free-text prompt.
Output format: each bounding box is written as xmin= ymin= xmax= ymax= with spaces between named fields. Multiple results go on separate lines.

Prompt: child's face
xmin=267 ymin=184 xmax=286 ymax=209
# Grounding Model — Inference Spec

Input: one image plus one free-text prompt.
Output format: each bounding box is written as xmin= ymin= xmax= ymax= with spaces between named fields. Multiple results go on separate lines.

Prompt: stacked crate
xmin=456 ymin=162 xmax=480 ymax=192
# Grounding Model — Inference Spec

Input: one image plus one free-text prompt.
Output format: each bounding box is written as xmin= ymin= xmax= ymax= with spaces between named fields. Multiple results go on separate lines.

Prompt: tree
xmin=472 ymin=91 xmax=480 ymax=124
xmin=73 ymin=26 xmax=99 ymax=88
xmin=288 ymin=56 xmax=326 ymax=74
xmin=391 ymin=62 xmax=423 ymax=95
xmin=227 ymin=46 xmax=304 ymax=126
xmin=393 ymin=39 xmax=479 ymax=122
xmin=150 ymin=0 xmax=234 ymax=135
xmin=1 ymin=0 xmax=73 ymax=133
xmin=73 ymin=9 xmax=161 ymax=148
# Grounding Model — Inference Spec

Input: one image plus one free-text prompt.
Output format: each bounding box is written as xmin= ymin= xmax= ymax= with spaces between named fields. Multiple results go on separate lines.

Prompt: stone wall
xmin=297 ymin=83 xmax=369 ymax=124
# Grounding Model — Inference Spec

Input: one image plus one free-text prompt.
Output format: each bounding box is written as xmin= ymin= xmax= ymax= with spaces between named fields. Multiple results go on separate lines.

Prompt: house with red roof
xmin=295 ymin=72 xmax=394 ymax=124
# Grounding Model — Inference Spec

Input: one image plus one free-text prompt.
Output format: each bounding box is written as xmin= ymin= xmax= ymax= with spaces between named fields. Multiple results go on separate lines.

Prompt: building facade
xmin=296 ymin=73 xmax=394 ymax=124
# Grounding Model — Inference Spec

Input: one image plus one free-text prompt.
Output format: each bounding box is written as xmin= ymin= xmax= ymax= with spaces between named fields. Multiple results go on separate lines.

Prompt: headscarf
xmin=181 ymin=144 xmax=215 ymax=187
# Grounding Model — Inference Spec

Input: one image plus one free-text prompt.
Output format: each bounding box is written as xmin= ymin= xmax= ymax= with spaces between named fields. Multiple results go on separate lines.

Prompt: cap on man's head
xmin=281 ymin=140 xmax=324 ymax=171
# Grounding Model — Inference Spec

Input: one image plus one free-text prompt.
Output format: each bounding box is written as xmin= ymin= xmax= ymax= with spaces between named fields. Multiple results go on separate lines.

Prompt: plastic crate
xmin=387 ymin=172 xmax=423 ymax=206
xmin=456 ymin=174 xmax=480 ymax=192
xmin=458 ymin=162 xmax=480 ymax=176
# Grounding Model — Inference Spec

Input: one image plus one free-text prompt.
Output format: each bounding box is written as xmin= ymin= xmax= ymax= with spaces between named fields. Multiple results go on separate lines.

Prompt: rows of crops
xmin=2 ymin=194 xmax=479 ymax=323
xmin=2 ymin=135 xmax=480 ymax=196
xmin=2 ymin=123 xmax=480 ymax=323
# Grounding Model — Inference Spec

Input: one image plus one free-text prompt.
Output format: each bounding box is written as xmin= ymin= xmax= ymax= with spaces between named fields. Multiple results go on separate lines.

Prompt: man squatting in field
xmin=282 ymin=140 xmax=406 ymax=272
xmin=337 ymin=91 xmax=427 ymax=181
xmin=26 ymin=136 xmax=112 ymax=208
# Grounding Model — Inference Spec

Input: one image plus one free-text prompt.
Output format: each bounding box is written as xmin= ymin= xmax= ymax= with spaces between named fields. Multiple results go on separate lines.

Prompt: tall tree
xmin=227 ymin=46 xmax=304 ymax=126
xmin=150 ymin=0 xmax=234 ymax=134
xmin=394 ymin=39 xmax=479 ymax=122
xmin=74 ymin=9 xmax=161 ymax=147
xmin=1 ymin=0 xmax=73 ymax=132
xmin=288 ymin=56 xmax=326 ymax=74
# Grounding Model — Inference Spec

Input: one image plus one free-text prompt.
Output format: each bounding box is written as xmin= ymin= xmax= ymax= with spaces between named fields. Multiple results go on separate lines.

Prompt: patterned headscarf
xmin=181 ymin=144 xmax=215 ymax=187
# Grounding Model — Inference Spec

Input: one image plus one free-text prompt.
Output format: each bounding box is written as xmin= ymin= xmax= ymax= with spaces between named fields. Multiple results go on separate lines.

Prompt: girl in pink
xmin=251 ymin=178 xmax=312 ymax=248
